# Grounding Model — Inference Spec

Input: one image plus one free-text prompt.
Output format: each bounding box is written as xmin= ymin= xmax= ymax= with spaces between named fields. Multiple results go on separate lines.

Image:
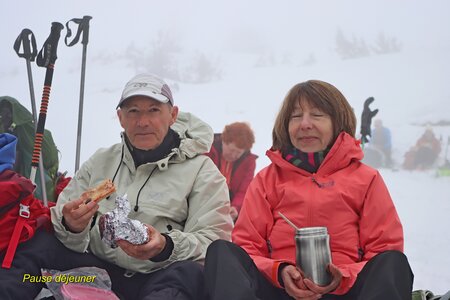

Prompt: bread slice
xmin=79 ymin=179 xmax=116 ymax=207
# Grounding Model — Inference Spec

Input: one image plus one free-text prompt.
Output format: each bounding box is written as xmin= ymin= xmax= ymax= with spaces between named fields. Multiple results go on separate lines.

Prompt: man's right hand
xmin=61 ymin=197 xmax=99 ymax=233
xmin=281 ymin=265 xmax=322 ymax=300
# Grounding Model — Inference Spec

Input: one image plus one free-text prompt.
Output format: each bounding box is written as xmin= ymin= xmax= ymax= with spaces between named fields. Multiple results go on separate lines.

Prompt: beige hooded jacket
xmin=51 ymin=112 xmax=233 ymax=273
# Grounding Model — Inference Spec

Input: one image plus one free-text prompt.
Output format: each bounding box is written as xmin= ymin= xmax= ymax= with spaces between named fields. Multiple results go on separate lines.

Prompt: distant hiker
xmin=205 ymin=122 xmax=257 ymax=221
xmin=0 ymin=73 xmax=232 ymax=299
xmin=371 ymin=119 xmax=393 ymax=167
xmin=360 ymin=96 xmax=378 ymax=144
xmin=0 ymin=96 xmax=60 ymax=201
xmin=204 ymin=80 xmax=413 ymax=300
xmin=403 ymin=126 xmax=441 ymax=170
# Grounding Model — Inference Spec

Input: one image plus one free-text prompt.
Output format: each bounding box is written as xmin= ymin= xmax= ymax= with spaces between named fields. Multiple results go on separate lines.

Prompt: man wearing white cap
xmin=0 ymin=73 xmax=233 ymax=300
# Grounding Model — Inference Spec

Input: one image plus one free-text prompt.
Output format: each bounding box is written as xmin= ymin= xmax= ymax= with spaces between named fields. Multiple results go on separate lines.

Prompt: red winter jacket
xmin=232 ymin=132 xmax=404 ymax=295
xmin=205 ymin=134 xmax=258 ymax=211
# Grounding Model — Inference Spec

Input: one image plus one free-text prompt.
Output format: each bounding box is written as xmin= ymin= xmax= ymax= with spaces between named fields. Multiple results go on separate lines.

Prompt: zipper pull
xmin=311 ymin=176 xmax=334 ymax=188
xmin=267 ymin=239 xmax=273 ymax=257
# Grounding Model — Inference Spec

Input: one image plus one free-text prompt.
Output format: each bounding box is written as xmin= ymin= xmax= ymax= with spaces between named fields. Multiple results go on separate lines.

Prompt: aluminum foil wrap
xmin=99 ymin=194 xmax=149 ymax=248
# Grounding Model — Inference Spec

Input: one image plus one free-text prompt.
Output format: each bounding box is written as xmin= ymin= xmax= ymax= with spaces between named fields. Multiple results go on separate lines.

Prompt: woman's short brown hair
xmin=272 ymin=80 xmax=356 ymax=152
xmin=222 ymin=122 xmax=255 ymax=150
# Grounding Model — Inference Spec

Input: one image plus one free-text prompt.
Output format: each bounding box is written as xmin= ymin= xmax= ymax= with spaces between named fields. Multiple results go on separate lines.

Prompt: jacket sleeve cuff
xmin=331 ymin=267 xmax=353 ymax=295
xmin=55 ymin=216 xmax=90 ymax=253
xmin=269 ymin=261 xmax=285 ymax=288
xmin=150 ymin=233 xmax=174 ymax=262
xmin=277 ymin=262 xmax=291 ymax=287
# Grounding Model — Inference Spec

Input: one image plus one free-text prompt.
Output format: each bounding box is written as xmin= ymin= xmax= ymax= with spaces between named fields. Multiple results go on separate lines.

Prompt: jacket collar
xmin=119 ymin=111 xmax=214 ymax=171
xmin=267 ymin=132 xmax=363 ymax=176
xmin=124 ymin=129 xmax=180 ymax=168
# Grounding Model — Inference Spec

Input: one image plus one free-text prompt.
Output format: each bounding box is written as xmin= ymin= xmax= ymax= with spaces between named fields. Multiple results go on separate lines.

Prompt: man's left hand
xmin=116 ymin=225 xmax=166 ymax=260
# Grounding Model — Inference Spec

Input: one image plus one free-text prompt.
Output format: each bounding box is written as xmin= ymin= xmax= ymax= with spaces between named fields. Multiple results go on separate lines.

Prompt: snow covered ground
xmin=1 ymin=0 xmax=450 ymax=295
xmin=382 ymin=169 xmax=450 ymax=294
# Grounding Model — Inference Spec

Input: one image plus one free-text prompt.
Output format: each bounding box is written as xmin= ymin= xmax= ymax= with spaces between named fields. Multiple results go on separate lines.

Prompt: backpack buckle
xmin=19 ymin=204 xmax=30 ymax=218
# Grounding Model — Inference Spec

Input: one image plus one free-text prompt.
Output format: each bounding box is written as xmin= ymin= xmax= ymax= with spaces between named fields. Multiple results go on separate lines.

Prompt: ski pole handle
xmin=14 ymin=28 xmax=39 ymax=118
xmin=65 ymin=15 xmax=92 ymax=47
xmin=13 ymin=29 xmax=37 ymax=61
xmin=36 ymin=22 xmax=64 ymax=67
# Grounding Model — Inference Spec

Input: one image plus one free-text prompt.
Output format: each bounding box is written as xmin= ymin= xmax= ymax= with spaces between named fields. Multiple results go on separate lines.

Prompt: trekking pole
xmin=29 ymin=22 xmax=64 ymax=206
xmin=64 ymin=16 xmax=92 ymax=172
xmin=13 ymin=29 xmax=48 ymax=205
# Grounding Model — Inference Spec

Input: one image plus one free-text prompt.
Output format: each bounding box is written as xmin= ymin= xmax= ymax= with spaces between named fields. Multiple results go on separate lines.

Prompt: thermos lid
xmin=296 ymin=226 xmax=328 ymax=235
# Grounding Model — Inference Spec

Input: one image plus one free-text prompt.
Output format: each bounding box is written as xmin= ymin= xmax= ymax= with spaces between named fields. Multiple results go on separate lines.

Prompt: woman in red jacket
xmin=205 ymin=122 xmax=258 ymax=221
xmin=204 ymin=80 xmax=413 ymax=299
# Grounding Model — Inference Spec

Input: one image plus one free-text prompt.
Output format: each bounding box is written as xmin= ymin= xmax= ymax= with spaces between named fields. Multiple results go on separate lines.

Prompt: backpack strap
xmin=1 ymin=203 xmax=34 ymax=269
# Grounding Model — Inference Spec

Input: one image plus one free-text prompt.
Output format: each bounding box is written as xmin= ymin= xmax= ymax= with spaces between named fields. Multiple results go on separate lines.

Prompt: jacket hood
xmin=170 ymin=111 xmax=213 ymax=159
xmin=267 ymin=132 xmax=363 ymax=175
xmin=0 ymin=96 xmax=34 ymax=127
xmin=0 ymin=133 xmax=17 ymax=173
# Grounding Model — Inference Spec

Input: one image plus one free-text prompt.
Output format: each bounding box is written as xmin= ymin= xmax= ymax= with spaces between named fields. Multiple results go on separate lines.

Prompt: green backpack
xmin=0 ymin=96 xmax=59 ymax=202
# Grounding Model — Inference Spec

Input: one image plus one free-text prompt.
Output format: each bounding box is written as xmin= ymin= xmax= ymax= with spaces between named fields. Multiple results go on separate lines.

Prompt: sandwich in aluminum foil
xmin=99 ymin=194 xmax=149 ymax=248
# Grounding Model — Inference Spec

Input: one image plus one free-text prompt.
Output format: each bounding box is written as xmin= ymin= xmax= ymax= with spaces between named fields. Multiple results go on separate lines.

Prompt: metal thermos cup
xmin=295 ymin=227 xmax=332 ymax=286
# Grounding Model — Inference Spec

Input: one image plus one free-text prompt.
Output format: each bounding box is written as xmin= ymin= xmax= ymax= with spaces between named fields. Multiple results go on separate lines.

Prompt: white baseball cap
xmin=117 ymin=73 xmax=174 ymax=108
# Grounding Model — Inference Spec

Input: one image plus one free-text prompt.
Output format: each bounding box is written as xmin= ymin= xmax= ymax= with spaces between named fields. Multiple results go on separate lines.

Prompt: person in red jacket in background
xmin=403 ymin=126 xmax=441 ymax=170
xmin=205 ymin=122 xmax=257 ymax=221
xmin=204 ymin=80 xmax=413 ymax=300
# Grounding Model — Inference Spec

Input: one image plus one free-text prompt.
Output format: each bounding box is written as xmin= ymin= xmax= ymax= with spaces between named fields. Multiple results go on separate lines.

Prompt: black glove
xmin=360 ymin=97 xmax=379 ymax=143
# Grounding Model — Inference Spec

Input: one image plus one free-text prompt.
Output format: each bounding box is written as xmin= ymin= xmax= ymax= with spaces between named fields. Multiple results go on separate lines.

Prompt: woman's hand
xmin=281 ymin=265 xmax=322 ymax=300
xmin=116 ymin=225 xmax=166 ymax=260
xmin=303 ymin=263 xmax=343 ymax=296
